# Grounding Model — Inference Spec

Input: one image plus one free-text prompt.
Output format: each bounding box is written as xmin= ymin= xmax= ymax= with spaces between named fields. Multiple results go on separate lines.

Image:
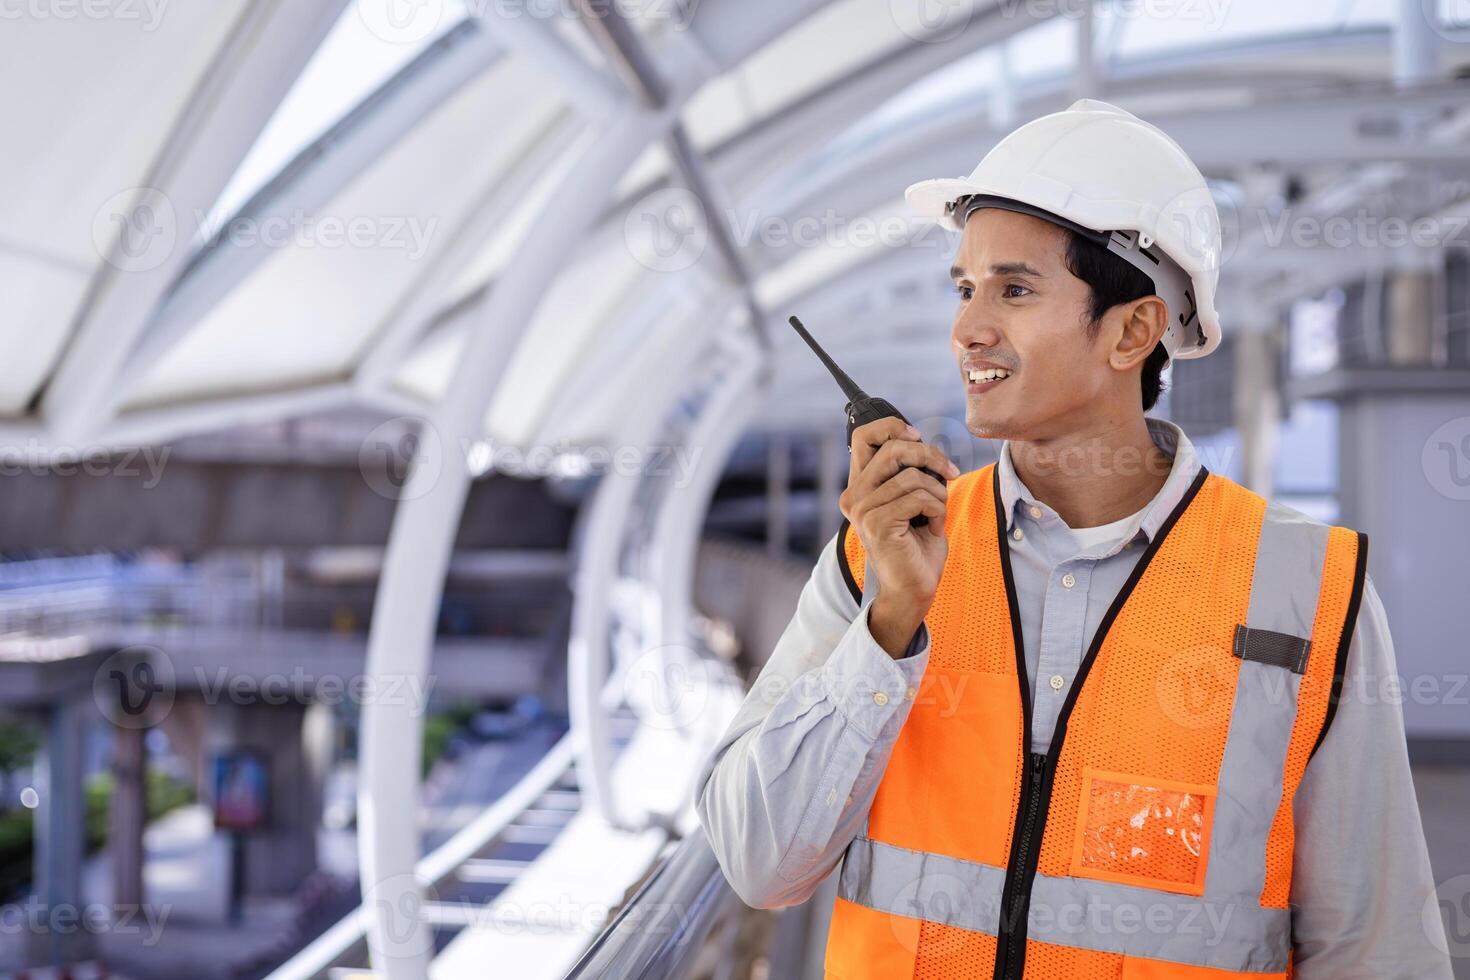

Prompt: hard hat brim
xmin=905 ymin=178 xmax=992 ymax=232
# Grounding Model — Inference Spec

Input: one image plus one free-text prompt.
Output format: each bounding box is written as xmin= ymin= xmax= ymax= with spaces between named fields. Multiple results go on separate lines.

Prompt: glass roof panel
xmin=204 ymin=2 xmax=471 ymax=234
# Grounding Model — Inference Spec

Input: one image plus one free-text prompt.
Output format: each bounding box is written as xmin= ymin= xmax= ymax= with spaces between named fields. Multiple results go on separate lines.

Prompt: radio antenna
xmin=787 ymin=316 xmax=867 ymax=403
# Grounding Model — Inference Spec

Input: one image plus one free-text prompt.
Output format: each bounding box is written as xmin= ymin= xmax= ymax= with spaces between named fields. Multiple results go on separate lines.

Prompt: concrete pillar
xmin=109 ymin=723 xmax=147 ymax=910
xmin=1394 ymin=0 xmax=1439 ymax=86
xmin=160 ymin=693 xmax=209 ymax=799
xmin=1387 ymin=268 xmax=1436 ymax=366
xmin=206 ymin=699 xmax=325 ymax=896
xmin=259 ymin=548 xmax=285 ymax=629
xmin=29 ymin=697 xmax=95 ymax=966
xmin=1233 ymin=329 xmax=1282 ymax=497
xmin=766 ymin=434 xmax=791 ymax=559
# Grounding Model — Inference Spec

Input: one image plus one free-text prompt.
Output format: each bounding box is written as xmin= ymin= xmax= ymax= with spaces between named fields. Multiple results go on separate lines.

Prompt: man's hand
xmin=838 ymin=418 xmax=959 ymax=657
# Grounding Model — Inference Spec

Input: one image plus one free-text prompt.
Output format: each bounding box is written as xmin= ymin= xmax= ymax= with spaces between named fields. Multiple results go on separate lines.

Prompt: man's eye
xmin=955 ymin=284 xmax=973 ymax=301
xmin=1003 ymin=283 xmax=1031 ymax=299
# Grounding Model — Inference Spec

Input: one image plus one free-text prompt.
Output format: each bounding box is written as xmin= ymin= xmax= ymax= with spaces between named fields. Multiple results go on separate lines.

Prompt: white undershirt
xmin=1063 ymin=499 xmax=1152 ymax=554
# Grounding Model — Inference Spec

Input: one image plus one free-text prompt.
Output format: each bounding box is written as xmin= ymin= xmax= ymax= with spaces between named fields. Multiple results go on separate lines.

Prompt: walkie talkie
xmin=788 ymin=315 xmax=947 ymax=529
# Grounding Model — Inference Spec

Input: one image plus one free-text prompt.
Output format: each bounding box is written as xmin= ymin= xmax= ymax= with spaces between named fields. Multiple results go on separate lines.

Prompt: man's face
xmin=949 ymin=207 xmax=1112 ymax=441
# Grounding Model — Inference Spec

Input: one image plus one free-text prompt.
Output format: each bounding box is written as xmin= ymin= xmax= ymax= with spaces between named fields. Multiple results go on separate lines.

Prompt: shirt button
xmin=1049 ymin=674 xmax=1064 ymax=691
xmin=1028 ymin=505 xmax=1042 ymax=519
xmin=905 ymin=687 xmax=916 ymax=701
xmin=1062 ymin=572 xmax=1076 ymax=589
xmin=1012 ymin=527 xmax=1024 ymax=541
xmin=873 ymin=690 xmax=890 ymax=706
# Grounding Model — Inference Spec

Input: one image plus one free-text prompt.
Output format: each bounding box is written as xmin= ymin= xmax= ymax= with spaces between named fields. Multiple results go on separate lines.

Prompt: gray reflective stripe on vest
xmin=1205 ymin=502 xmax=1330 ymax=906
xmin=838 ymin=837 xmax=1006 ymax=936
xmin=838 ymin=837 xmax=1291 ymax=973
xmin=1027 ymin=872 xmax=1291 ymax=973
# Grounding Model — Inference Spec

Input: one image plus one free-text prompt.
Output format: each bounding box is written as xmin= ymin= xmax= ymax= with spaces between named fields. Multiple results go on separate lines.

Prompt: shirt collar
xmin=995 ymin=417 xmax=1202 ymax=547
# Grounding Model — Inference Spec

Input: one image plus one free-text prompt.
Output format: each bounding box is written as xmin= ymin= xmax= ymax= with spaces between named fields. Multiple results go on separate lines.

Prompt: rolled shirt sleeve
xmin=1289 ymin=576 xmax=1454 ymax=979
xmin=694 ymin=530 xmax=930 ymax=909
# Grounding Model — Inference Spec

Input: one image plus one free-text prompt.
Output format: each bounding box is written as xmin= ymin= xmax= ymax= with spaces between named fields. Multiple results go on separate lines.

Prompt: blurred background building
xmin=0 ymin=0 xmax=1467 ymax=977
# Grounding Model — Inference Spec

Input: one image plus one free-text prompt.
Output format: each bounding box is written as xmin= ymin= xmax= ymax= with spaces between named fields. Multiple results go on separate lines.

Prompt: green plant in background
xmin=0 ymin=768 xmax=195 ymax=900
xmin=0 ymin=722 xmax=39 ymax=788
xmin=420 ymin=702 xmax=478 ymax=778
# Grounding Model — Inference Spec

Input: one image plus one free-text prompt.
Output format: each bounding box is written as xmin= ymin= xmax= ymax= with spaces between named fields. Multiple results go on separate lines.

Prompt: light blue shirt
xmin=997 ymin=417 xmax=1199 ymax=752
xmin=694 ymin=417 xmax=1451 ymax=978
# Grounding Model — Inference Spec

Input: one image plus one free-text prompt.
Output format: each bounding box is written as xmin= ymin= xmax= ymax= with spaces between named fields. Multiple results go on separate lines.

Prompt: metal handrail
xmin=562 ymin=825 xmax=735 ymax=980
xmin=266 ymin=734 xmax=577 ymax=980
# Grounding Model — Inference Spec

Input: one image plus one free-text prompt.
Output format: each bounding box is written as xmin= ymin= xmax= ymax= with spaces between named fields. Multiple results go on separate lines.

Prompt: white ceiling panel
xmin=0 ymin=2 xmax=248 ymax=416
xmin=123 ymin=57 xmax=564 ymax=410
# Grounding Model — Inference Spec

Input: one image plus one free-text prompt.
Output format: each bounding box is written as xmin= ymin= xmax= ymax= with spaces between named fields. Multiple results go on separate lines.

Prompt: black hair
xmin=1063 ymin=229 xmax=1170 ymax=411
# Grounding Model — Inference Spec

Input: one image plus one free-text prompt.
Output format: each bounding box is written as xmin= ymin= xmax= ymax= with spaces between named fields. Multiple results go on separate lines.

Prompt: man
xmin=695 ymin=99 xmax=1451 ymax=978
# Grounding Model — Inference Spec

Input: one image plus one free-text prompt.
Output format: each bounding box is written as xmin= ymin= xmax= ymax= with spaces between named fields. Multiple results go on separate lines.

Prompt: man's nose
xmin=953 ymin=307 xmax=1003 ymax=352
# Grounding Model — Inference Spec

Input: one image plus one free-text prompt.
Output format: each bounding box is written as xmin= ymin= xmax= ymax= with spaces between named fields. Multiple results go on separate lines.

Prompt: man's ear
xmin=1109 ymin=295 xmax=1168 ymax=371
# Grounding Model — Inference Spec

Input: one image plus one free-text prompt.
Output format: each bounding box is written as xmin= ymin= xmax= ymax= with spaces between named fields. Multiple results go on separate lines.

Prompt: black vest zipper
xmin=988 ymin=464 xmax=1210 ymax=980
xmin=998 ymin=751 xmax=1047 ymax=978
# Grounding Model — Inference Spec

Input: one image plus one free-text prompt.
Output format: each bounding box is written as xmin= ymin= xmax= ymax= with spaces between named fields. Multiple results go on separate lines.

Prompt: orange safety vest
xmin=824 ymin=462 xmax=1367 ymax=980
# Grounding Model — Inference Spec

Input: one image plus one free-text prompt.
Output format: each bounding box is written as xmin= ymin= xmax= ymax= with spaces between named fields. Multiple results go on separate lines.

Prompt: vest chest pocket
xmin=1069 ymin=768 xmax=1216 ymax=896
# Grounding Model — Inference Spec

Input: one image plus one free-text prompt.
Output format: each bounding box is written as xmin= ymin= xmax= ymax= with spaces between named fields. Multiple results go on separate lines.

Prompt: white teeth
xmin=968 ymin=368 xmax=1012 ymax=382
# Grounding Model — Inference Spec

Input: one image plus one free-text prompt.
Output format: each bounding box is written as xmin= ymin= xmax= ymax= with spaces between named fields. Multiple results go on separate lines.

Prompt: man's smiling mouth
xmin=966 ymin=365 xmax=1013 ymax=392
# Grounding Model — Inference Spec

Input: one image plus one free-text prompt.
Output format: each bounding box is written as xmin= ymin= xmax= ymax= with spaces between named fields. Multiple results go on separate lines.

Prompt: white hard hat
xmin=906 ymin=98 xmax=1222 ymax=360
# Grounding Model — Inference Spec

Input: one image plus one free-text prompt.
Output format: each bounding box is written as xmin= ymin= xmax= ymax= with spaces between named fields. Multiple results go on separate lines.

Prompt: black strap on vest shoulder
xmin=1232 ymin=625 xmax=1311 ymax=673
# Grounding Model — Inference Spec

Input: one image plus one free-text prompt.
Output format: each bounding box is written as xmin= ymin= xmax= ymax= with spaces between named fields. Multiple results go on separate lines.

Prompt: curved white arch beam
xmin=39 ymin=0 xmax=351 ymax=442
xmin=355 ymin=108 xmax=668 ymax=978
xmin=636 ymin=326 xmax=767 ymax=825
xmin=649 ymin=327 xmax=767 ymax=658
xmin=565 ymin=280 xmax=731 ymax=829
